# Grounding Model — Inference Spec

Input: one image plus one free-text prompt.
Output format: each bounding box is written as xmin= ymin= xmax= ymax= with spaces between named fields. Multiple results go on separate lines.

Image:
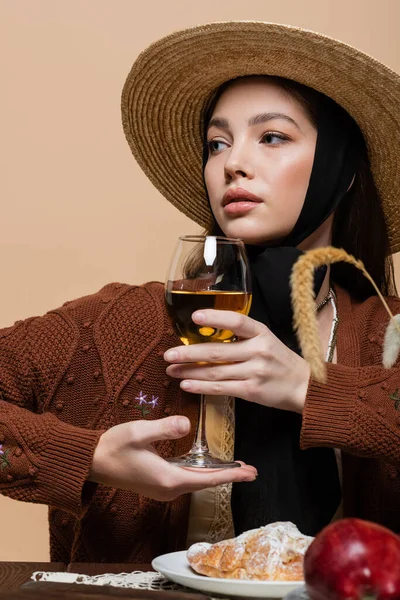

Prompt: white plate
xmin=152 ymin=550 xmax=304 ymax=598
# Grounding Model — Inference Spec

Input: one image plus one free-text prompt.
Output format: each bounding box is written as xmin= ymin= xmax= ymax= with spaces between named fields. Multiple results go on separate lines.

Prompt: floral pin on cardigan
xmin=135 ymin=391 xmax=159 ymax=417
xmin=0 ymin=445 xmax=10 ymax=469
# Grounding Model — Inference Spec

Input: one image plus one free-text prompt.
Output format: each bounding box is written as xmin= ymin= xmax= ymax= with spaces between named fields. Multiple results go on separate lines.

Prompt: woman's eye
xmin=261 ymin=132 xmax=289 ymax=145
xmin=208 ymin=139 xmax=228 ymax=154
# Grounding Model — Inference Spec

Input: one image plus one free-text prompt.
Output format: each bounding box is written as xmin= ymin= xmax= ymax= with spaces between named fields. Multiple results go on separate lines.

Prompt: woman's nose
xmin=224 ymin=146 xmax=255 ymax=182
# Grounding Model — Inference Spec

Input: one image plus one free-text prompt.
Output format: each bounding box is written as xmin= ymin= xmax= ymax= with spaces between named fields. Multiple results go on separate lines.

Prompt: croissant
xmin=187 ymin=521 xmax=313 ymax=581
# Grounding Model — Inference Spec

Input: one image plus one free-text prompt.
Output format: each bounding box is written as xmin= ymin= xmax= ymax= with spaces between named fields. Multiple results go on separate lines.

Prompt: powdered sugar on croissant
xmin=187 ymin=521 xmax=313 ymax=581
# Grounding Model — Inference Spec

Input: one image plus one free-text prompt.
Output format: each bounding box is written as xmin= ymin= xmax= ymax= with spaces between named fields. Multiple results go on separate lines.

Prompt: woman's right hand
xmin=88 ymin=416 xmax=257 ymax=501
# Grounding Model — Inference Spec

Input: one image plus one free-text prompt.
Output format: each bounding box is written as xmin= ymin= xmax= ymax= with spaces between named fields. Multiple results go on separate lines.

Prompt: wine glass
xmin=165 ymin=235 xmax=252 ymax=468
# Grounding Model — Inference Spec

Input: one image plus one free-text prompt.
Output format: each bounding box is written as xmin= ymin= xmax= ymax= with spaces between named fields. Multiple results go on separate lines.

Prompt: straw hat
xmin=121 ymin=21 xmax=400 ymax=253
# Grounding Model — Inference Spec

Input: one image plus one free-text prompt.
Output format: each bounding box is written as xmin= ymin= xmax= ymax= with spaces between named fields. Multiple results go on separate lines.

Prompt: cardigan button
xmin=164 ymin=405 xmax=172 ymax=415
xmin=110 ymin=505 xmax=118 ymax=515
xmin=61 ymin=519 xmax=69 ymax=527
xmin=6 ymin=474 xmax=13 ymax=482
xmin=29 ymin=467 xmax=37 ymax=477
xmin=82 ymin=345 xmax=90 ymax=352
xmin=93 ymin=371 xmax=101 ymax=380
xmin=390 ymin=471 xmax=397 ymax=480
xmin=122 ymin=399 xmax=129 ymax=407
xmin=83 ymin=320 xmax=92 ymax=328
xmin=358 ymin=391 xmax=366 ymax=400
xmin=55 ymin=402 xmax=64 ymax=411
xmin=0 ymin=434 xmax=5 ymax=443
xmin=381 ymin=382 xmax=388 ymax=390
xmin=66 ymin=376 xmax=75 ymax=385
xmin=93 ymin=396 xmax=100 ymax=406
xmin=135 ymin=375 xmax=144 ymax=383
xmin=14 ymin=448 xmax=22 ymax=457
xmin=377 ymin=407 xmax=385 ymax=416
xmin=163 ymin=380 xmax=171 ymax=388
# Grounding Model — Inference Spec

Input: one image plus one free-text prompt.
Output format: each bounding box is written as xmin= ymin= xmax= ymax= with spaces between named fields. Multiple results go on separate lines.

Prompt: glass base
xmin=166 ymin=451 xmax=241 ymax=469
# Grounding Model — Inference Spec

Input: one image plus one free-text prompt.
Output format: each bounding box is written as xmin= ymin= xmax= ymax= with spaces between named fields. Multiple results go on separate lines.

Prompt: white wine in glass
xmin=165 ymin=235 xmax=252 ymax=468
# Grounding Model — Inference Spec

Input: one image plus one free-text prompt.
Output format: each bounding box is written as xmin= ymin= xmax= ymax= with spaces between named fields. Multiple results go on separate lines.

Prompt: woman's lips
xmin=222 ymin=187 xmax=263 ymax=216
xmin=223 ymin=201 xmax=261 ymax=215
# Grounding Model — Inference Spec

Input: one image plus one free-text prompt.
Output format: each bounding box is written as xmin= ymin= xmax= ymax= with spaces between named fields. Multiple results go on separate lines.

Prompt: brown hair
xmin=204 ymin=76 xmax=397 ymax=300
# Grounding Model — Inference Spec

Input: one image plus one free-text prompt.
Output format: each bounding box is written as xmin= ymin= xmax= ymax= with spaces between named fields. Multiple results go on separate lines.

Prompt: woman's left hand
xmin=164 ymin=310 xmax=311 ymax=414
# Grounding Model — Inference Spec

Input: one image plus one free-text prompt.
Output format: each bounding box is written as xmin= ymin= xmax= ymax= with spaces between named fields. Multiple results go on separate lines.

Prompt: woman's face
xmin=204 ymin=77 xmax=318 ymax=245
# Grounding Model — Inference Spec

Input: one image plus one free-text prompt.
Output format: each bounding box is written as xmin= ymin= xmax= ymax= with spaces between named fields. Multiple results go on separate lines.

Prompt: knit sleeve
xmin=300 ymin=362 xmax=400 ymax=465
xmin=0 ymin=318 xmax=103 ymax=518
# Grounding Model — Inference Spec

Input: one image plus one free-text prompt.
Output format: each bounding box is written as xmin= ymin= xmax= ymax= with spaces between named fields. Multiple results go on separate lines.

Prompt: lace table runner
xmin=31 ymin=570 xmax=180 ymax=590
xmin=31 ymin=570 xmax=308 ymax=598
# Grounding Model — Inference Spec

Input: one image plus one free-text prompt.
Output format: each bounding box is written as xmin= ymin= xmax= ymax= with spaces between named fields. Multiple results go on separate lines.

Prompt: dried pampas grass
xmin=382 ymin=314 xmax=400 ymax=369
xmin=290 ymin=247 xmax=400 ymax=383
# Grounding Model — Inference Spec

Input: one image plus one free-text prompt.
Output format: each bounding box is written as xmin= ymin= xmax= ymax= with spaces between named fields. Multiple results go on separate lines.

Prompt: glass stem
xmin=190 ymin=394 xmax=209 ymax=455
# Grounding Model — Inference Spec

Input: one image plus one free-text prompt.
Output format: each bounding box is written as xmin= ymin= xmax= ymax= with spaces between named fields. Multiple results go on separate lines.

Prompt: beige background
xmin=1 ymin=0 xmax=400 ymax=560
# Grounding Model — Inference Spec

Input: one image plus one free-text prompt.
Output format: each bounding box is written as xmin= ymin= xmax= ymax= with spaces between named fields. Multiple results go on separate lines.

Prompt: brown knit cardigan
xmin=0 ymin=281 xmax=400 ymax=563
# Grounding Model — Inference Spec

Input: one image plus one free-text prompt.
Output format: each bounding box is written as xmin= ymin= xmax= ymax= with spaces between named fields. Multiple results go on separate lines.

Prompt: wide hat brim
xmin=121 ymin=21 xmax=400 ymax=253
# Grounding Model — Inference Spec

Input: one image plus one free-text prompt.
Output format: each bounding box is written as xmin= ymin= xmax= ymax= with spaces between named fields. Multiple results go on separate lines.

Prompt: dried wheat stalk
xmin=290 ymin=246 xmax=400 ymax=383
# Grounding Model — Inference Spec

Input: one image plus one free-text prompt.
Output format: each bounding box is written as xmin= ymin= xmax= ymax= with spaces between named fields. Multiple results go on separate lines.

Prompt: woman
xmin=1 ymin=22 xmax=400 ymax=563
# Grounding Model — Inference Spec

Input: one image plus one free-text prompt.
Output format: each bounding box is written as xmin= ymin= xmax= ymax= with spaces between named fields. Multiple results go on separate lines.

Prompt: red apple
xmin=304 ymin=518 xmax=400 ymax=600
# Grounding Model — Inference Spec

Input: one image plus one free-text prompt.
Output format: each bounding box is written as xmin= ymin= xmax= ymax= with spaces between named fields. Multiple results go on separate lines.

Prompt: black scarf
xmin=203 ymin=93 xmax=363 ymax=536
